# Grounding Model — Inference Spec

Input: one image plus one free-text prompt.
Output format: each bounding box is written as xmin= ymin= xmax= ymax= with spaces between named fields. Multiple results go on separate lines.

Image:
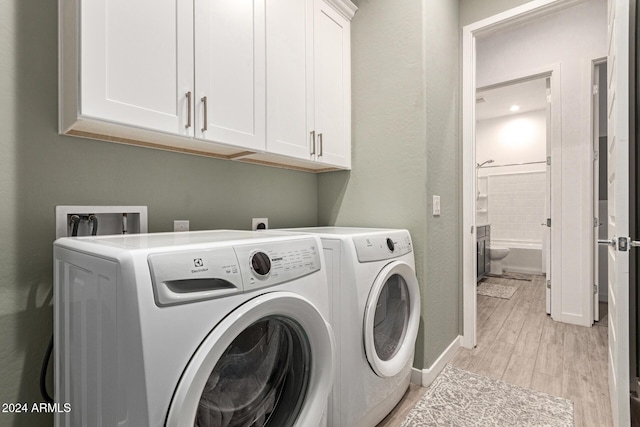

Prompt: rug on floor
xmin=486 ymin=271 xmax=534 ymax=281
xmin=401 ymin=365 xmax=573 ymax=427
xmin=477 ymin=282 xmax=517 ymax=299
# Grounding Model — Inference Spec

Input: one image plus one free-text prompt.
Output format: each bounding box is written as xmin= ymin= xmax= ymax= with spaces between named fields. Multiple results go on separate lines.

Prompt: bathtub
xmin=490 ymin=239 xmax=544 ymax=275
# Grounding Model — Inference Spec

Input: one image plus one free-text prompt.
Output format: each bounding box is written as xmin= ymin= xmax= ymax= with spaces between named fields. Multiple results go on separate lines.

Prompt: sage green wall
xmin=0 ymin=0 xmax=317 ymax=425
xmin=318 ymin=0 xmax=461 ymax=370
xmin=424 ymin=0 xmax=462 ymax=369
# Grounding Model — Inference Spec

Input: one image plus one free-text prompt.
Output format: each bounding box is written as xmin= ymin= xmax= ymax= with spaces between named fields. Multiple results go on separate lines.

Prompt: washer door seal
xmin=363 ymin=261 xmax=420 ymax=378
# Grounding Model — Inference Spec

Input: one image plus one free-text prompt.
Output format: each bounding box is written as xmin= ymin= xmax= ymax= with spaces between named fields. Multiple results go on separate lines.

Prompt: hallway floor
xmin=378 ymin=274 xmax=612 ymax=427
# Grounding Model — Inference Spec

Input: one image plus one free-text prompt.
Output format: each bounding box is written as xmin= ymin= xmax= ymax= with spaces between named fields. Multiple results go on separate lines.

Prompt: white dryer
xmin=54 ymin=230 xmax=335 ymax=427
xmin=279 ymin=227 xmax=421 ymax=427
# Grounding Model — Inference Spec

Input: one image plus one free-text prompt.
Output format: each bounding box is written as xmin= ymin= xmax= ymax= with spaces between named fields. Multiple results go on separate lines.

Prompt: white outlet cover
xmin=252 ymin=218 xmax=268 ymax=231
xmin=433 ymin=195 xmax=441 ymax=216
xmin=174 ymin=220 xmax=189 ymax=232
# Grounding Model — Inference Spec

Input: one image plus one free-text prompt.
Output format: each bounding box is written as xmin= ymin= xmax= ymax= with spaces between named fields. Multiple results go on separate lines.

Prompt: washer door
xmin=167 ymin=292 xmax=335 ymax=427
xmin=363 ymin=261 xmax=420 ymax=377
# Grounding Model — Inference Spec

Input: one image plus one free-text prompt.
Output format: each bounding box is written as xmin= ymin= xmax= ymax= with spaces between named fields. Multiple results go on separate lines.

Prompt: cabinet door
xmin=80 ymin=0 xmax=193 ymax=136
xmin=313 ymin=0 xmax=351 ymax=168
xmin=195 ymin=0 xmax=266 ymax=151
xmin=266 ymin=0 xmax=314 ymax=160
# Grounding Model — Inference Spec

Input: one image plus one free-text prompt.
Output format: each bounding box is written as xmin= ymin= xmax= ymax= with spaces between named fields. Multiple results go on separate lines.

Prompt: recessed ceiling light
xmin=510 ymin=105 xmax=520 ymax=112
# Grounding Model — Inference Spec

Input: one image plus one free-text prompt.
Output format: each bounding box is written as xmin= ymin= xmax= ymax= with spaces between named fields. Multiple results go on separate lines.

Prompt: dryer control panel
xmin=353 ymin=231 xmax=413 ymax=263
xmin=234 ymin=238 xmax=321 ymax=292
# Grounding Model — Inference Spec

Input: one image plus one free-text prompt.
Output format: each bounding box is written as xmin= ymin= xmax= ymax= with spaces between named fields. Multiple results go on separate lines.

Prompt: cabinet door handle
xmin=185 ymin=91 xmax=192 ymax=129
xmin=310 ymin=131 xmax=316 ymax=155
xmin=201 ymin=96 xmax=208 ymax=132
xmin=318 ymin=133 xmax=323 ymax=157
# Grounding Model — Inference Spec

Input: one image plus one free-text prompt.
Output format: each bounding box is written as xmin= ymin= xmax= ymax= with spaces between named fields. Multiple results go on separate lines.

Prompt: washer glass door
xmin=197 ymin=316 xmax=309 ymax=426
xmin=167 ymin=292 xmax=334 ymax=427
xmin=363 ymin=261 xmax=420 ymax=377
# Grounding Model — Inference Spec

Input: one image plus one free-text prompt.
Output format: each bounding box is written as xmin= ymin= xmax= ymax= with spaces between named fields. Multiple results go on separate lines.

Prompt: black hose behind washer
xmin=39 ymin=335 xmax=54 ymax=404
xmin=88 ymin=214 xmax=98 ymax=236
xmin=70 ymin=215 xmax=80 ymax=237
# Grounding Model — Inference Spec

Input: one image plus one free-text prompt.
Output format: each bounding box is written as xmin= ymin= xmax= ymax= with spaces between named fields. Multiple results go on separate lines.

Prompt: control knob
xmin=386 ymin=238 xmax=395 ymax=252
xmin=251 ymin=251 xmax=271 ymax=276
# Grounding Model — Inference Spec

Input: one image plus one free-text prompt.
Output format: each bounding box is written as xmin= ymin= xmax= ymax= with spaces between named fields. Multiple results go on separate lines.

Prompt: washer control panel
xmin=235 ymin=238 xmax=321 ymax=292
xmin=353 ymin=230 xmax=413 ymax=262
xmin=147 ymin=237 xmax=321 ymax=306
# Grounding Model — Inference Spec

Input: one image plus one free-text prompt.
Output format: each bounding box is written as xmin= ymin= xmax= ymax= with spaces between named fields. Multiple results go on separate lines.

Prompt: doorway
xmin=474 ymin=76 xmax=551 ymax=318
xmin=462 ymin=0 xmax=609 ymax=348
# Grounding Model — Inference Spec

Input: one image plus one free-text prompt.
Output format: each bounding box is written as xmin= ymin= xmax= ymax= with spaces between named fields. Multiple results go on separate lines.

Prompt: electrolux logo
xmin=191 ymin=258 xmax=208 ymax=274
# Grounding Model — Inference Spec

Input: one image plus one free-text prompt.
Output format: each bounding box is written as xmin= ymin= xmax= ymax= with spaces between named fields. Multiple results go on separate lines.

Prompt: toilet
xmin=489 ymin=246 xmax=510 ymax=275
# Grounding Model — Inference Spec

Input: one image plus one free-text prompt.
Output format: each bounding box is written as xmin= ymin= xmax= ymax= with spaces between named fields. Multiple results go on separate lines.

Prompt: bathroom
xmin=475 ymin=77 xmax=549 ymax=280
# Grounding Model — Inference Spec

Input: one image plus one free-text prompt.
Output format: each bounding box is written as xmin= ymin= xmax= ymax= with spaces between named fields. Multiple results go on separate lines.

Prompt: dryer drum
xmin=195 ymin=316 xmax=311 ymax=427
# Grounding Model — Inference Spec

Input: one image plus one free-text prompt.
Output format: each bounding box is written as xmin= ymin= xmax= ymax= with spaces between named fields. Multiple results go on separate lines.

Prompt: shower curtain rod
xmin=479 ymin=160 xmax=547 ymax=168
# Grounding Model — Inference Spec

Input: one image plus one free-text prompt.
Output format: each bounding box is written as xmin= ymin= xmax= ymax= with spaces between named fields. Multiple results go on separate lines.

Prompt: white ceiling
xmin=475 ymin=77 xmax=548 ymax=121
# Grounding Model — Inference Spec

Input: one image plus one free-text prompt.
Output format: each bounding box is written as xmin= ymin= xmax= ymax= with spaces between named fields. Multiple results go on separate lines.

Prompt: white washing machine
xmin=53 ymin=230 xmax=335 ymax=427
xmin=279 ymin=227 xmax=421 ymax=427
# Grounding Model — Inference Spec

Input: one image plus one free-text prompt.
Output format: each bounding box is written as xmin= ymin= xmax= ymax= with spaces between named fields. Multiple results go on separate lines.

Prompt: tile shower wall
xmin=488 ymin=172 xmax=546 ymax=242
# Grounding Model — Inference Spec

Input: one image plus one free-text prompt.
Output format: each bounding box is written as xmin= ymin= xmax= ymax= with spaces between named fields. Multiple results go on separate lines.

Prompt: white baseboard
xmin=410 ymin=335 xmax=461 ymax=387
xmin=410 ymin=366 xmax=422 ymax=385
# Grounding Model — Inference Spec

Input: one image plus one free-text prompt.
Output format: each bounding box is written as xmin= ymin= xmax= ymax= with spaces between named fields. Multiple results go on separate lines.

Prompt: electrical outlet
xmin=173 ymin=220 xmax=189 ymax=232
xmin=252 ymin=218 xmax=268 ymax=231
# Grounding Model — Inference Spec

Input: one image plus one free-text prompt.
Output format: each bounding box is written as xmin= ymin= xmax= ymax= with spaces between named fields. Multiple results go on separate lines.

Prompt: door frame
xmin=461 ymin=0 xmax=570 ymax=348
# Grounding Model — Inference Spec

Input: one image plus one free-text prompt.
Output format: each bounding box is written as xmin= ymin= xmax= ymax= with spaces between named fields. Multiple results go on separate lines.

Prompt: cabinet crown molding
xmin=324 ymin=0 xmax=357 ymax=20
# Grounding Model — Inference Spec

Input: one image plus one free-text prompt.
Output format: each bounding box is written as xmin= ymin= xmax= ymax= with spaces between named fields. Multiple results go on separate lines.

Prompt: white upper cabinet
xmin=265 ymin=0 xmax=315 ymax=161
xmin=59 ymin=0 xmax=355 ymax=172
xmin=195 ymin=0 xmax=266 ymax=151
xmin=313 ymin=0 xmax=352 ymax=168
xmin=73 ymin=0 xmax=193 ymax=136
xmin=265 ymin=0 xmax=354 ymax=169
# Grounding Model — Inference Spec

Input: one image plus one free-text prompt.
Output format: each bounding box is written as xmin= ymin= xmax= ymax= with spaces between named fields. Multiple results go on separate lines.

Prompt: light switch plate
xmin=433 ymin=196 xmax=441 ymax=216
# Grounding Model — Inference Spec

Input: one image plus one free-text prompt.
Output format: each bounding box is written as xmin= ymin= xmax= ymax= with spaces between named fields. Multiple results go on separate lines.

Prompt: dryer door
xmin=363 ymin=261 xmax=420 ymax=377
xmin=166 ymin=292 xmax=335 ymax=427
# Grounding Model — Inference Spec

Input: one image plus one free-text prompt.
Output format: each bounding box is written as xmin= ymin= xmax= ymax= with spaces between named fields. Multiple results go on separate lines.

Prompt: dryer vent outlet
xmin=252 ymin=218 xmax=268 ymax=231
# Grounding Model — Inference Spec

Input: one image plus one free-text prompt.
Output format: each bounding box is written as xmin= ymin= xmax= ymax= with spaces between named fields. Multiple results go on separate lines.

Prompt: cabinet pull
xmin=310 ymin=131 xmax=316 ymax=155
xmin=318 ymin=133 xmax=323 ymax=157
xmin=185 ymin=91 xmax=192 ymax=129
xmin=201 ymin=96 xmax=208 ymax=132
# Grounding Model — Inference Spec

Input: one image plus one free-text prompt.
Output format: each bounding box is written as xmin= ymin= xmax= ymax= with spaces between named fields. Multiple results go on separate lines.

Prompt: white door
xmin=166 ymin=292 xmax=334 ymax=426
xmin=80 ymin=0 xmax=193 ymax=136
xmin=194 ymin=0 xmax=266 ymax=151
xmin=606 ymin=0 xmax=630 ymax=424
xmin=265 ymin=0 xmax=315 ymax=160
xmin=313 ymin=0 xmax=351 ymax=168
xmin=363 ymin=262 xmax=420 ymax=377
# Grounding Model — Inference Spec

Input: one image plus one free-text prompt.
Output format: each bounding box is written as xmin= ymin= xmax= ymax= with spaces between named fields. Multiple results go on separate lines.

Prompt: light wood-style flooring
xmin=377 ymin=274 xmax=612 ymax=427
